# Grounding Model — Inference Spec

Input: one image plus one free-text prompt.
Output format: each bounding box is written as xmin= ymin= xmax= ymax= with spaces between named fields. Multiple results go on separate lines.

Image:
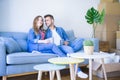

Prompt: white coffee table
xmin=70 ymin=52 xmax=111 ymax=80
xmin=34 ymin=63 xmax=66 ymax=80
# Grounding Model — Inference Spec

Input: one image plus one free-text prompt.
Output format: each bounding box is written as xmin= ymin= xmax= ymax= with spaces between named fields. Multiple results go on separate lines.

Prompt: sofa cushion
xmin=12 ymin=33 xmax=28 ymax=52
xmin=66 ymin=30 xmax=76 ymax=41
xmin=6 ymin=52 xmax=57 ymax=64
xmin=0 ymin=37 xmax=22 ymax=54
xmin=16 ymin=39 xmax=27 ymax=52
xmin=0 ymin=32 xmax=28 ymax=52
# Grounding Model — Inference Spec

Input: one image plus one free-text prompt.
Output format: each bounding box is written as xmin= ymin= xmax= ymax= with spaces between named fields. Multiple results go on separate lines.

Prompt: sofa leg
xmin=2 ymin=76 xmax=7 ymax=80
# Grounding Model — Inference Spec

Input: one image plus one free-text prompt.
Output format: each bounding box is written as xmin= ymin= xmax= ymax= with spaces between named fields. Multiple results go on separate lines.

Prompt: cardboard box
xmin=93 ymin=69 xmax=120 ymax=78
xmin=92 ymin=61 xmax=120 ymax=78
xmin=101 ymin=0 xmax=119 ymax=3
xmin=99 ymin=41 xmax=110 ymax=52
xmin=116 ymin=31 xmax=120 ymax=39
xmin=116 ymin=39 xmax=120 ymax=49
xmin=98 ymin=3 xmax=120 ymax=15
xmin=110 ymin=49 xmax=120 ymax=55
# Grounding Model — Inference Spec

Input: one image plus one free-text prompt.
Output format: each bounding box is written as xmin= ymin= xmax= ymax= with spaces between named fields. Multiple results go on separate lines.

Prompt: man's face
xmin=44 ymin=17 xmax=53 ymax=27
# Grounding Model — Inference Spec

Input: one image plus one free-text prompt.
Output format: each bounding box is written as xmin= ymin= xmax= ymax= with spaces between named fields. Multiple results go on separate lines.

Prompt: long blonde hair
xmin=33 ymin=16 xmax=44 ymax=34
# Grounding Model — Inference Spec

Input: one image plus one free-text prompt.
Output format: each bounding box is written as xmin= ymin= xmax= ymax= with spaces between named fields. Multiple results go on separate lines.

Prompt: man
xmin=44 ymin=14 xmax=88 ymax=78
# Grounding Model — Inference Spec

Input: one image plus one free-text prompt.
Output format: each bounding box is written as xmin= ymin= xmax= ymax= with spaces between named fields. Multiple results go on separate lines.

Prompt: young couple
xmin=27 ymin=14 xmax=88 ymax=78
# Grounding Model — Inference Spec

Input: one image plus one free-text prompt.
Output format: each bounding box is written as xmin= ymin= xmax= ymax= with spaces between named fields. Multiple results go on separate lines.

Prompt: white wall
xmin=0 ymin=0 xmax=100 ymax=38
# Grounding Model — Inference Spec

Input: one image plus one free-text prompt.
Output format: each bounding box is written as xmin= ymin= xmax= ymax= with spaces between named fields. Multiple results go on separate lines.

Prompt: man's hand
xmin=64 ymin=41 xmax=69 ymax=45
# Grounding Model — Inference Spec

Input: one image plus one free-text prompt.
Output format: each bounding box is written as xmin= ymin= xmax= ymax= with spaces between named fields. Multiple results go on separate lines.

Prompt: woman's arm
xmin=28 ymin=29 xmax=50 ymax=44
xmin=28 ymin=29 xmax=49 ymax=43
xmin=28 ymin=29 xmax=37 ymax=43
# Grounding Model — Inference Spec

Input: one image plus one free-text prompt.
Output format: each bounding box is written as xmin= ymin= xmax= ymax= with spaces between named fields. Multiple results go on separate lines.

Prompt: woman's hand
xmin=44 ymin=39 xmax=50 ymax=43
xmin=38 ymin=40 xmax=50 ymax=44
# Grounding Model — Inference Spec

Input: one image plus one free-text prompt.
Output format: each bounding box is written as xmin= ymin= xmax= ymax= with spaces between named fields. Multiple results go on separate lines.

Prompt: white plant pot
xmin=84 ymin=46 xmax=94 ymax=55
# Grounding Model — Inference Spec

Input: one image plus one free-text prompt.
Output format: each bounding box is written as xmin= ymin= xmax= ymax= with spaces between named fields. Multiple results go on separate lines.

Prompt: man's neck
xmin=49 ymin=25 xmax=55 ymax=30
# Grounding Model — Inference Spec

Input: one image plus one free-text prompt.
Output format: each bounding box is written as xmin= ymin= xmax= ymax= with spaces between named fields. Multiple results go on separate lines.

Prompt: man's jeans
xmin=59 ymin=38 xmax=84 ymax=54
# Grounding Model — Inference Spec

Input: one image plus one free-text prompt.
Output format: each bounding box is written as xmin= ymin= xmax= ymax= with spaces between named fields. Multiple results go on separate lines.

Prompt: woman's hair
xmin=33 ymin=15 xmax=44 ymax=34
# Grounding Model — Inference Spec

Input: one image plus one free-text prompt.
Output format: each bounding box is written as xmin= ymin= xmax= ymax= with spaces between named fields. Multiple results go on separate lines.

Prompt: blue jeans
xmin=59 ymin=38 xmax=84 ymax=53
xmin=38 ymin=43 xmax=66 ymax=57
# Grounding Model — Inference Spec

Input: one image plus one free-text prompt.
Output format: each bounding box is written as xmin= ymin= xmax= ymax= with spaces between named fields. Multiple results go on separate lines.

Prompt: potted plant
xmin=85 ymin=7 xmax=105 ymax=38
xmin=83 ymin=40 xmax=94 ymax=55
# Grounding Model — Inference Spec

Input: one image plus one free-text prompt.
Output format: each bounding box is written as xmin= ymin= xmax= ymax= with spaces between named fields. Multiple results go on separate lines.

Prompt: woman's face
xmin=36 ymin=17 xmax=43 ymax=28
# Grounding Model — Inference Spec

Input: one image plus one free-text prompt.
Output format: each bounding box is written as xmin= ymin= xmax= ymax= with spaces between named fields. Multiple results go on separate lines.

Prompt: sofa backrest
xmin=0 ymin=30 xmax=99 ymax=53
xmin=0 ymin=30 xmax=75 ymax=53
xmin=0 ymin=32 xmax=28 ymax=52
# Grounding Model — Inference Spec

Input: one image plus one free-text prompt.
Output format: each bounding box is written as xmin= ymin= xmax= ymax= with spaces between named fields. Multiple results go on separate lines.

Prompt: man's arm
xmin=60 ymin=27 xmax=70 ymax=45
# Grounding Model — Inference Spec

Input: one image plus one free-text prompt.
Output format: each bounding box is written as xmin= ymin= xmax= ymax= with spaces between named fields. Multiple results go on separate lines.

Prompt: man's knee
xmin=60 ymin=45 xmax=74 ymax=53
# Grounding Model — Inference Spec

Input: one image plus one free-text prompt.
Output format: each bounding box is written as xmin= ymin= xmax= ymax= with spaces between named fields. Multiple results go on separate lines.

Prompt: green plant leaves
xmin=85 ymin=7 xmax=105 ymax=38
xmin=85 ymin=7 xmax=103 ymax=24
xmin=99 ymin=9 xmax=105 ymax=24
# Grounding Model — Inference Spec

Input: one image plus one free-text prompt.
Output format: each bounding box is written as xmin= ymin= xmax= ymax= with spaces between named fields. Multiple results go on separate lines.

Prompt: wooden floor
xmin=1 ymin=68 xmax=120 ymax=80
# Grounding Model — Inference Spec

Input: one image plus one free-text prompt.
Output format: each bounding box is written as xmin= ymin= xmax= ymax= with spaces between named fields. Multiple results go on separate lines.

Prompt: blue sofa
xmin=0 ymin=30 xmax=99 ymax=80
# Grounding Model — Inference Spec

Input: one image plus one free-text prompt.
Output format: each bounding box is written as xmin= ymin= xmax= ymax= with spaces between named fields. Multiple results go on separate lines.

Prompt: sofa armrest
xmin=0 ymin=42 xmax=6 ymax=76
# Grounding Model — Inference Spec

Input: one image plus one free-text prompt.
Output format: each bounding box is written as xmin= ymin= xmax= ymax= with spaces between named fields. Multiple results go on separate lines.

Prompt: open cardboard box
xmin=92 ymin=61 xmax=120 ymax=78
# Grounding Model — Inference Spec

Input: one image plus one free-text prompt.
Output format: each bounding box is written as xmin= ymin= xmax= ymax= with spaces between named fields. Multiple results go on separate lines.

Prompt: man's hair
xmin=44 ymin=14 xmax=54 ymax=20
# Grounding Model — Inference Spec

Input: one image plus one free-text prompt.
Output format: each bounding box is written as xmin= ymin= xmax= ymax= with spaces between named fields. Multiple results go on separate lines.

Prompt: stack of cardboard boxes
xmin=96 ymin=0 xmax=120 ymax=49
xmin=93 ymin=0 xmax=120 ymax=78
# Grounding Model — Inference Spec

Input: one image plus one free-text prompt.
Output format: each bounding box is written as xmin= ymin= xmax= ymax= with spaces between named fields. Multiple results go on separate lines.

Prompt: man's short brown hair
xmin=44 ymin=14 xmax=54 ymax=20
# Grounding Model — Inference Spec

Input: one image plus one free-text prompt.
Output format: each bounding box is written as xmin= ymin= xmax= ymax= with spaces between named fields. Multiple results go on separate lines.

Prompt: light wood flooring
xmin=1 ymin=68 xmax=120 ymax=80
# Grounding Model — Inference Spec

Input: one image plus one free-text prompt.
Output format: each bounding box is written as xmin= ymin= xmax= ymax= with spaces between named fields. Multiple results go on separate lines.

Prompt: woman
xmin=27 ymin=15 xmax=65 ymax=57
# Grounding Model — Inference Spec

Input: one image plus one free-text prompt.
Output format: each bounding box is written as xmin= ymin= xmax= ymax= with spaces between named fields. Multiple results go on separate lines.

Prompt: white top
xmin=51 ymin=29 xmax=61 ymax=45
xmin=70 ymin=52 xmax=111 ymax=59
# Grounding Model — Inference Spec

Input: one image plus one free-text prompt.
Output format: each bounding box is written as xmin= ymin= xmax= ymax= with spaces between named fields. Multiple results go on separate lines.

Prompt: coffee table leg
xmin=75 ymin=63 xmax=78 ymax=79
xmin=69 ymin=64 xmax=75 ymax=80
xmin=49 ymin=71 xmax=54 ymax=80
xmin=89 ymin=59 xmax=92 ymax=80
xmin=56 ymin=70 xmax=61 ymax=80
xmin=101 ymin=58 xmax=107 ymax=80
xmin=52 ymin=71 xmax=55 ymax=80
xmin=38 ymin=71 xmax=42 ymax=80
